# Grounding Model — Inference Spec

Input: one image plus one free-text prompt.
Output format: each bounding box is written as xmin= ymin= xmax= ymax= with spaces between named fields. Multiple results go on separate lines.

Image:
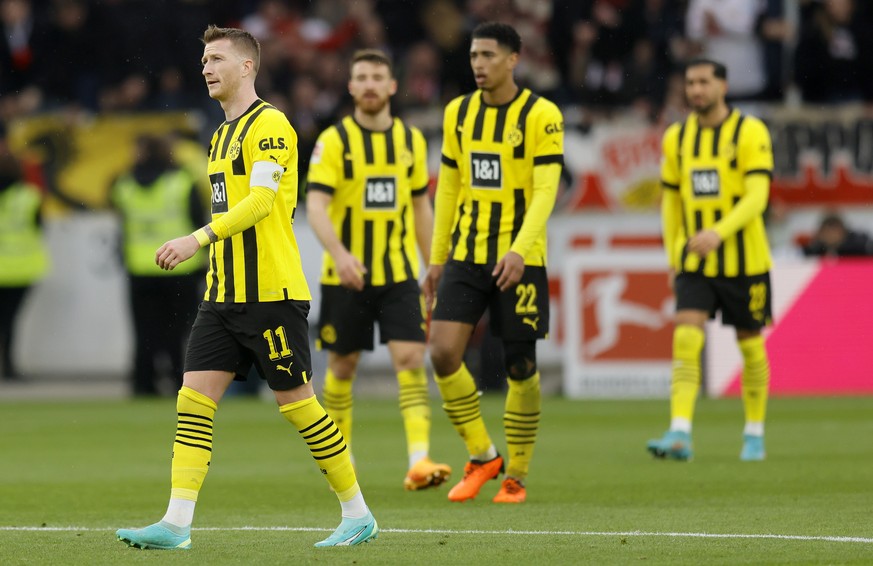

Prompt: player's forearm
xmin=307 ymin=197 xmax=347 ymax=259
xmin=509 ymin=163 xmax=560 ymax=259
xmin=412 ymin=194 xmax=434 ymax=266
xmin=712 ymin=174 xmax=769 ymax=240
xmin=431 ymin=161 xmax=460 ymax=265
xmin=661 ymin=188 xmax=682 ymax=269
xmin=192 ymin=185 xmax=276 ymax=246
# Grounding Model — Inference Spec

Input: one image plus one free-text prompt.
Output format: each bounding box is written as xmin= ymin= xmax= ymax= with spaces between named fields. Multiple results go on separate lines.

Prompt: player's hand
xmin=422 ymin=264 xmax=444 ymax=311
xmin=687 ymin=229 xmax=721 ymax=257
xmin=335 ymin=250 xmax=366 ymax=291
xmin=156 ymin=235 xmax=200 ymax=271
xmin=667 ymin=268 xmax=676 ymax=291
xmin=493 ymin=251 xmax=525 ymax=292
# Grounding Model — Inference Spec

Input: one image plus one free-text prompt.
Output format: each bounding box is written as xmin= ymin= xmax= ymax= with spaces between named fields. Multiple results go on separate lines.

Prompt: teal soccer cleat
xmin=646 ymin=430 xmax=693 ymax=461
xmin=116 ymin=521 xmax=191 ymax=550
xmin=740 ymin=434 xmax=766 ymax=461
xmin=314 ymin=511 xmax=379 ymax=547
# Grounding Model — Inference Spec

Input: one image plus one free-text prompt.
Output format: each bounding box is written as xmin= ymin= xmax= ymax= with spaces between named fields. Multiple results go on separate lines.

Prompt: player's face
xmin=470 ymin=38 xmax=517 ymax=92
xmin=349 ymin=60 xmax=396 ymax=115
xmin=685 ymin=64 xmax=727 ymax=115
xmin=201 ymin=38 xmax=248 ymax=101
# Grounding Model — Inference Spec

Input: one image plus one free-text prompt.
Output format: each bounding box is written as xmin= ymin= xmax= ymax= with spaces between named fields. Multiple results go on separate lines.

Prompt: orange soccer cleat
xmin=447 ymin=455 xmax=504 ymax=502
xmin=404 ymin=457 xmax=452 ymax=491
xmin=492 ymin=477 xmax=526 ymax=503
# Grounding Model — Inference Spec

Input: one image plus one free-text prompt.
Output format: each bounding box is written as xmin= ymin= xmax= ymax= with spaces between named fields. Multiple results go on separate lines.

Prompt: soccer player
xmin=115 ymin=26 xmax=377 ymax=550
xmin=647 ymin=58 xmax=774 ymax=462
xmin=306 ymin=49 xmax=452 ymax=491
xmin=422 ymin=22 xmax=564 ymax=503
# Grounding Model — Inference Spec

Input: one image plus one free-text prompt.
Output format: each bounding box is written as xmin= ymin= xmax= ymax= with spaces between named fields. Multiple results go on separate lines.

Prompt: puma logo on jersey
xmin=276 ymin=363 xmax=294 ymax=376
xmin=522 ymin=317 xmax=539 ymax=331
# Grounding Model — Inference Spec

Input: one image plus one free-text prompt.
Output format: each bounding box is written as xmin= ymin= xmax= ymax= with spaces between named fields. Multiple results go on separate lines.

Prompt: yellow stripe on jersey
xmin=433 ymin=88 xmax=564 ymax=267
xmin=307 ymin=116 xmax=429 ymax=286
xmin=203 ymin=99 xmax=311 ymax=302
xmin=660 ymin=109 xmax=773 ymax=277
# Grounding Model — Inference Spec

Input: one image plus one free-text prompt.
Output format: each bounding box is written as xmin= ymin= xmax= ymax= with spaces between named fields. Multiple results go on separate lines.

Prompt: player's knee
xmin=673 ymin=325 xmax=704 ymax=358
xmin=503 ymin=340 xmax=537 ymax=381
xmin=429 ymin=342 xmax=460 ymax=378
xmin=328 ymin=352 xmax=360 ymax=379
xmin=391 ymin=344 xmax=425 ymax=372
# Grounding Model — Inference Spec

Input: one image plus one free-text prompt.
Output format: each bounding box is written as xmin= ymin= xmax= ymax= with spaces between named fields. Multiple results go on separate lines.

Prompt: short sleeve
xmin=738 ymin=118 xmax=774 ymax=174
xmin=660 ymin=123 xmax=681 ymax=189
xmin=306 ymin=128 xmax=343 ymax=193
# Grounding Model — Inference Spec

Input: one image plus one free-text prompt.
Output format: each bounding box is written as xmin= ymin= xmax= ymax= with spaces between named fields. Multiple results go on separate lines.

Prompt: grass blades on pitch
xmin=1 ymin=395 xmax=872 ymax=565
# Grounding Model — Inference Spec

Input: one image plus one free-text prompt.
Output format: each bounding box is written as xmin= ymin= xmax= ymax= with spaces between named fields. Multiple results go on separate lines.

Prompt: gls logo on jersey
xmin=544 ymin=122 xmax=564 ymax=134
xmin=258 ymin=137 xmax=286 ymax=150
xmin=209 ymin=172 xmax=229 ymax=213
xmin=691 ymin=169 xmax=720 ymax=198
xmin=471 ymin=152 xmax=501 ymax=189
xmin=364 ymin=176 xmax=397 ymax=210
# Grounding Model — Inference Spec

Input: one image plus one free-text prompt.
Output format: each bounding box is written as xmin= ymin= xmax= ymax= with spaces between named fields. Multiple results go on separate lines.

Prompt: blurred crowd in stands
xmin=2 ymin=0 xmax=873 ymax=172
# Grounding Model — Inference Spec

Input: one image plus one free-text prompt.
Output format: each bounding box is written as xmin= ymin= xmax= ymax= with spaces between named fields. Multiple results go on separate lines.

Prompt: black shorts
xmin=185 ymin=300 xmax=312 ymax=391
xmin=675 ymin=272 xmax=772 ymax=330
xmin=317 ymin=279 xmax=426 ymax=354
xmin=432 ymin=260 xmax=550 ymax=341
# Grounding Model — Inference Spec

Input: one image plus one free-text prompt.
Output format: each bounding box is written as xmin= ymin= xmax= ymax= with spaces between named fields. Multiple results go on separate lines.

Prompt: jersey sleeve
xmin=738 ymin=117 xmax=774 ymax=176
xmin=306 ymin=127 xmax=343 ymax=194
xmin=532 ymin=101 xmax=564 ymax=165
xmin=660 ymin=123 xmax=681 ymax=190
xmin=248 ymin=110 xmax=296 ymax=174
xmin=431 ymin=99 xmax=464 ymax=265
xmin=410 ymin=127 xmax=430 ymax=196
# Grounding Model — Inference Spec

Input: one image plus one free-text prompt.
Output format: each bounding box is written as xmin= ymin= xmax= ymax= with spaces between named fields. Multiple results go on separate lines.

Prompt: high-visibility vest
xmin=112 ymin=169 xmax=204 ymax=276
xmin=0 ymin=182 xmax=49 ymax=286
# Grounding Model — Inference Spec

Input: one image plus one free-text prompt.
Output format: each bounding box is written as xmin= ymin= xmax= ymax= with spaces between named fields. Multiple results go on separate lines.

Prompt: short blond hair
xmin=201 ymin=25 xmax=261 ymax=73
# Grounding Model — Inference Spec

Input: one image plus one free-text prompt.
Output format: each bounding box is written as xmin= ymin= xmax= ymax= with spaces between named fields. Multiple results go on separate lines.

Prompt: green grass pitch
xmin=1 ymin=394 xmax=871 ymax=565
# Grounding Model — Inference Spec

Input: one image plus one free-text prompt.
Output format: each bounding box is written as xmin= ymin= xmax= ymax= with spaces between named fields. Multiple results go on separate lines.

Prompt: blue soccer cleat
xmin=646 ymin=430 xmax=693 ymax=461
xmin=740 ymin=434 xmax=766 ymax=461
xmin=116 ymin=521 xmax=191 ymax=550
xmin=314 ymin=511 xmax=379 ymax=547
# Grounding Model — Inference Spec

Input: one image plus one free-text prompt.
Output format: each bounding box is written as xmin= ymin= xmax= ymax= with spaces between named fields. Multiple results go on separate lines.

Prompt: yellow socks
xmin=397 ymin=368 xmax=431 ymax=464
xmin=280 ymin=396 xmax=359 ymax=502
xmin=670 ymin=325 xmax=705 ymax=430
xmin=739 ymin=335 xmax=770 ymax=430
xmin=435 ymin=363 xmax=494 ymax=459
xmin=322 ymin=368 xmax=354 ymax=449
xmin=170 ymin=386 xmax=217 ymax=502
xmin=504 ymin=373 xmax=541 ymax=480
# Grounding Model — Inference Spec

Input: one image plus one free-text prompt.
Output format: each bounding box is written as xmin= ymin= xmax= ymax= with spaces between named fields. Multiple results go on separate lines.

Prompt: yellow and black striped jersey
xmin=661 ymin=108 xmax=773 ymax=277
xmin=204 ymin=99 xmax=310 ymax=302
xmin=307 ymin=116 xmax=429 ymax=286
xmin=435 ymin=88 xmax=564 ymax=266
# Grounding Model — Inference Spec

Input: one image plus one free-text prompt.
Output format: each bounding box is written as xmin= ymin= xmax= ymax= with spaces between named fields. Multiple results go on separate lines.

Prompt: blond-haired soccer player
xmin=423 ymin=22 xmax=564 ymax=503
xmin=647 ymin=58 xmax=773 ymax=462
xmin=306 ymin=49 xmax=451 ymax=491
xmin=115 ymin=26 xmax=377 ymax=549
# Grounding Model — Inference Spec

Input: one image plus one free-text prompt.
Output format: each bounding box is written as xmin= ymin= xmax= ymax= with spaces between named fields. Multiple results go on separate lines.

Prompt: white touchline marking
xmin=2 ymin=526 xmax=872 ymax=544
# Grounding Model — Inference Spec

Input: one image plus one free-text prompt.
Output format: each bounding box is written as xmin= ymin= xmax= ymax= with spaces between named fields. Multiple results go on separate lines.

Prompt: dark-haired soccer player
xmin=306 ymin=48 xmax=451 ymax=491
xmin=423 ymin=22 xmax=564 ymax=503
xmin=647 ymin=58 xmax=773 ymax=462
xmin=115 ymin=25 xmax=377 ymax=550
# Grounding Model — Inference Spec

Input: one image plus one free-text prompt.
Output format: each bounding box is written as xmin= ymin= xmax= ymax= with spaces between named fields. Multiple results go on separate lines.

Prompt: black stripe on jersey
xmin=335 ymin=122 xmax=354 ymax=179
xmin=677 ymin=122 xmax=687 ymax=168
xmin=692 ymin=126 xmax=702 ymax=158
xmin=399 ymin=205 xmax=414 ymax=281
xmin=207 ymin=141 xmax=215 ymax=162
xmin=493 ymin=104 xmax=508 ymax=143
xmin=734 ymin=197 xmax=746 ymax=275
xmin=341 ymin=207 xmax=352 ymax=250
xmin=243 ymin=227 xmax=258 ymax=302
xmin=223 ymin=239 xmax=235 ymax=300
xmin=451 ymin=203 xmax=463 ymax=250
xmin=411 ymin=185 xmax=428 ymax=197
xmin=693 ymin=209 xmax=704 ymax=273
xmin=404 ymin=125 xmax=414 ymax=177
xmin=383 ymin=219 xmax=395 ymax=285
xmin=487 ymin=202 xmax=501 ymax=264
xmin=511 ymin=189 xmax=525 ymax=243
xmin=455 ymin=93 xmax=474 ymax=150
xmin=217 ymin=124 xmax=233 ymax=160
xmin=662 ymin=181 xmax=679 ymax=190
xmin=714 ymin=209 xmax=725 ymax=275
xmin=472 ymin=103 xmax=486 ymax=141
xmin=362 ymin=130 xmax=375 ymax=165
xmin=384 ymin=130 xmax=396 ymax=165
xmin=514 ymin=93 xmax=539 ymax=159
xmin=730 ymin=114 xmax=746 ymax=169
xmin=534 ymin=155 xmax=564 ymax=166
xmin=232 ymin=105 xmax=269 ymax=176
xmin=745 ymin=169 xmax=773 ymax=178
xmin=363 ymin=220 xmax=374 ymax=284
xmin=712 ymin=124 xmax=722 ymax=157
xmin=464 ymin=201 xmax=480 ymax=262
xmin=441 ymin=154 xmax=458 ymax=168
xmin=307 ymin=182 xmax=335 ymax=195
xmin=208 ymin=247 xmax=219 ymax=301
